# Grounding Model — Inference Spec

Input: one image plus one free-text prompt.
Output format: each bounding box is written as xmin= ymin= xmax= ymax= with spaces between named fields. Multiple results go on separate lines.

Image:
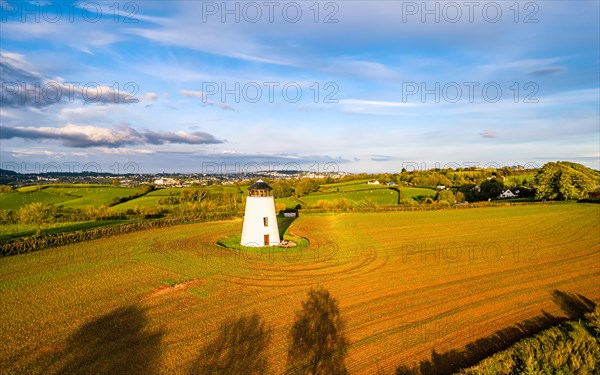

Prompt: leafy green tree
xmin=18 ymin=202 xmax=56 ymax=234
xmin=458 ymin=184 xmax=478 ymax=202
xmin=287 ymin=287 xmax=348 ymax=375
xmin=142 ymin=184 xmax=155 ymax=194
xmin=272 ymin=181 xmax=294 ymax=198
xmin=436 ymin=190 xmax=456 ymax=205
xmin=535 ymin=162 xmax=599 ymax=200
xmin=479 ymin=179 xmax=504 ymax=200
xmin=0 ymin=209 xmax=16 ymax=224
xmin=295 ymin=179 xmax=320 ymax=197
xmin=455 ymin=191 xmax=466 ymax=203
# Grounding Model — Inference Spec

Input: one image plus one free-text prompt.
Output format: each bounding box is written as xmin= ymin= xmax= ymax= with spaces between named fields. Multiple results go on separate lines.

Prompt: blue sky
xmin=1 ymin=0 xmax=598 ymax=174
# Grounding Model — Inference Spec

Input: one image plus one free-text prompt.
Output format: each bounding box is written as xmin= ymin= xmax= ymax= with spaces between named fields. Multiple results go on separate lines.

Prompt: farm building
xmin=153 ymin=178 xmax=180 ymax=186
xmin=241 ymin=180 xmax=280 ymax=247
xmin=367 ymin=180 xmax=380 ymax=185
xmin=498 ymin=189 xmax=520 ymax=199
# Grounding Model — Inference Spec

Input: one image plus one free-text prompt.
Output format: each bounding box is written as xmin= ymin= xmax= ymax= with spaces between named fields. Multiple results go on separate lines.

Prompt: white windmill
xmin=240 ymin=180 xmax=280 ymax=247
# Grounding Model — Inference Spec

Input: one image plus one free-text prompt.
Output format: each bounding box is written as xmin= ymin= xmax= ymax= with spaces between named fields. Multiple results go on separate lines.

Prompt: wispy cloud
xmin=1 ymin=51 xmax=139 ymax=107
xmin=9 ymin=149 xmax=89 ymax=158
xmin=528 ymin=67 xmax=566 ymax=76
xmin=370 ymin=154 xmax=395 ymax=162
xmin=479 ymin=129 xmax=497 ymax=139
xmin=180 ymin=89 xmax=235 ymax=111
xmin=338 ymin=99 xmax=417 ymax=115
xmin=0 ymin=123 xmax=223 ymax=147
xmin=95 ymin=147 xmax=156 ymax=155
xmin=58 ymin=106 xmax=121 ymax=122
xmin=480 ymin=57 xmax=569 ymax=77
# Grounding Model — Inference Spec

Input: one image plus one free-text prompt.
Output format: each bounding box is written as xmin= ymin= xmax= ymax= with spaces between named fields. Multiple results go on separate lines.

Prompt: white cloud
xmin=1 ymin=123 xmax=223 ymax=147
xmin=95 ymin=147 xmax=156 ymax=155
xmin=58 ymin=106 xmax=121 ymax=122
xmin=1 ymin=21 xmax=122 ymax=54
xmin=180 ymin=89 xmax=235 ymax=111
xmin=479 ymin=129 xmax=497 ymax=138
xmin=141 ymin=92 xmax=159 ymax=101
xmin=338 ymin=99 xmax=418 ymax=115
xmin=10 ymin=149 xmax=89 ymax=158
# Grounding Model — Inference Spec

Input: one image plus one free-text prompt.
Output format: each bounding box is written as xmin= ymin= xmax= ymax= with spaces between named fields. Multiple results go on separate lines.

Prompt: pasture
xmin=0 ymin=184 xmax=435 ymax=214
xmin=0 ymin=203 xmax=598 ymax=374
xmin=0 ymin=185 xmax=145 ymax=211
xmin=0 ymin=189 xmax=72 ymax=211
xmin=111 ymin=186 xmax=244 ymax=211
xmin=301 ymin=188 xmax=400 ymax=205
xmin=299 ymin=186 xmax=435 ymax=207
xmin=319 ymin=180 xmax=390 ymax=192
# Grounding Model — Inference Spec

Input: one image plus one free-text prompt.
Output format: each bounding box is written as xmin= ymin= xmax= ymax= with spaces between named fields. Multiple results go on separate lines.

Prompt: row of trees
xmin=401 ymin=162 xmax=599 ymax=201
xmin=269 ymin=162 xmax=598 ymax=203
xmin=396 ymin=167 xmax=537 ymax=188
xmin=269 ymin=179 xmax=320 ymax=198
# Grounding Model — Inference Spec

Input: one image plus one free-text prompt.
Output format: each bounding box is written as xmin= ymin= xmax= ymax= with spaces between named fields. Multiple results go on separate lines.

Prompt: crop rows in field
xmin=0 ymin=204 xmax=598 ymax=374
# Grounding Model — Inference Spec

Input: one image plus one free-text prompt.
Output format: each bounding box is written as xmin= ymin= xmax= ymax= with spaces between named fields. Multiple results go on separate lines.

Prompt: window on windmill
xmin=263 ymin=217 xmax=268 ymax=226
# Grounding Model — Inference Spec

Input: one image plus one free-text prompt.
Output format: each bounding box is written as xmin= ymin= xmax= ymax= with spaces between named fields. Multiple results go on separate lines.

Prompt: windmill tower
xmin=241 ymin=179 xmax=280 ymax=247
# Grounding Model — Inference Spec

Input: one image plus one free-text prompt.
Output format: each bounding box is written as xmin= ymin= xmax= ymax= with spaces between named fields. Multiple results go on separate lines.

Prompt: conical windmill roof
xmin=248 ymin=179 xmax=273 ymax=191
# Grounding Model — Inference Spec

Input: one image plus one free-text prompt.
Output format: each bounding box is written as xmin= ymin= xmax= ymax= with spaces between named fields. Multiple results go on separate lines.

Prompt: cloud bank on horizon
xmin=0 ymin=0 xmax=598 ymax=173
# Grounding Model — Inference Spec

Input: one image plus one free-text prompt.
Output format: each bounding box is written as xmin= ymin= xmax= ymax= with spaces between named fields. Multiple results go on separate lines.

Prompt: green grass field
xmin=112 ymin=196 xmax=165 ymax=211
xmin=1 ymin=203 xmax=598 ymax=374
xmin=111 ymin=186 xmax=244 ymax=211
xmin=0 ymin=220 xmax=140 ymax=242
xmin=47 ymin=186 xmax=145 ymax=209
xmin=275 ymin=196 xmax=303 ymax=209
xmin=302 ymin=188 xmax=400 ymax=205
xmin=1 ymin=183 xmax=436 ymax=214
xmin=0 ymin=185 xmax=145 ymax=211
xmin=319 ymin=180 xmax=390 ymax=192
xmin=398 ymin=187 xmax=437 ymax=200
xmin=300 ymin=186 xmax=435 ymax=207
xmin=0 ymin=190 xmax=73 ymax=210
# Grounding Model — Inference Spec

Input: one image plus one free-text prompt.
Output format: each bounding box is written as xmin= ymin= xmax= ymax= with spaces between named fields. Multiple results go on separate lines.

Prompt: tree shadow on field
xmin=55 ymin=305 xmax=163 ymax=375
xmin=395 ymin=290 xmax=597 ymax=375
xmin=551 ymin=289 xmax=596 ymax=319
xmin=189 ymin=313 xmax=272 ymax=375
xmin=286 ymin=287 xmax=349 ymax=375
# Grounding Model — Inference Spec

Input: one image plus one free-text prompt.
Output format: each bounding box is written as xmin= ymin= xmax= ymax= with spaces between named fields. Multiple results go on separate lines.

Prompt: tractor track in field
xmin=217 ymin=247 xmax=389 ymax=288
xmin=140 ymin=279 xmax=205 ymax=301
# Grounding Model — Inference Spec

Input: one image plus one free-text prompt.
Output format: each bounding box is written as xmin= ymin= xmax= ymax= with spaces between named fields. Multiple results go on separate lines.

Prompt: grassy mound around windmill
xmin=216 ymin=216 xmax=308 ymax=252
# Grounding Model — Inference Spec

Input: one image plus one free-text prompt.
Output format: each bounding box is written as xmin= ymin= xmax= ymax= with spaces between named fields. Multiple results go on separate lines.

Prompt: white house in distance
xmin=498 ymin=189 xmax=520 ymax=199
xmin=241 ymin=180 xmax=280 ymax=247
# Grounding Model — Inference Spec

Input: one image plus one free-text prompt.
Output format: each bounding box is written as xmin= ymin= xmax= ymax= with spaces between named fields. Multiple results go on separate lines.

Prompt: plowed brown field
xmin=1 ymin=203 xmax=598 ymax=374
